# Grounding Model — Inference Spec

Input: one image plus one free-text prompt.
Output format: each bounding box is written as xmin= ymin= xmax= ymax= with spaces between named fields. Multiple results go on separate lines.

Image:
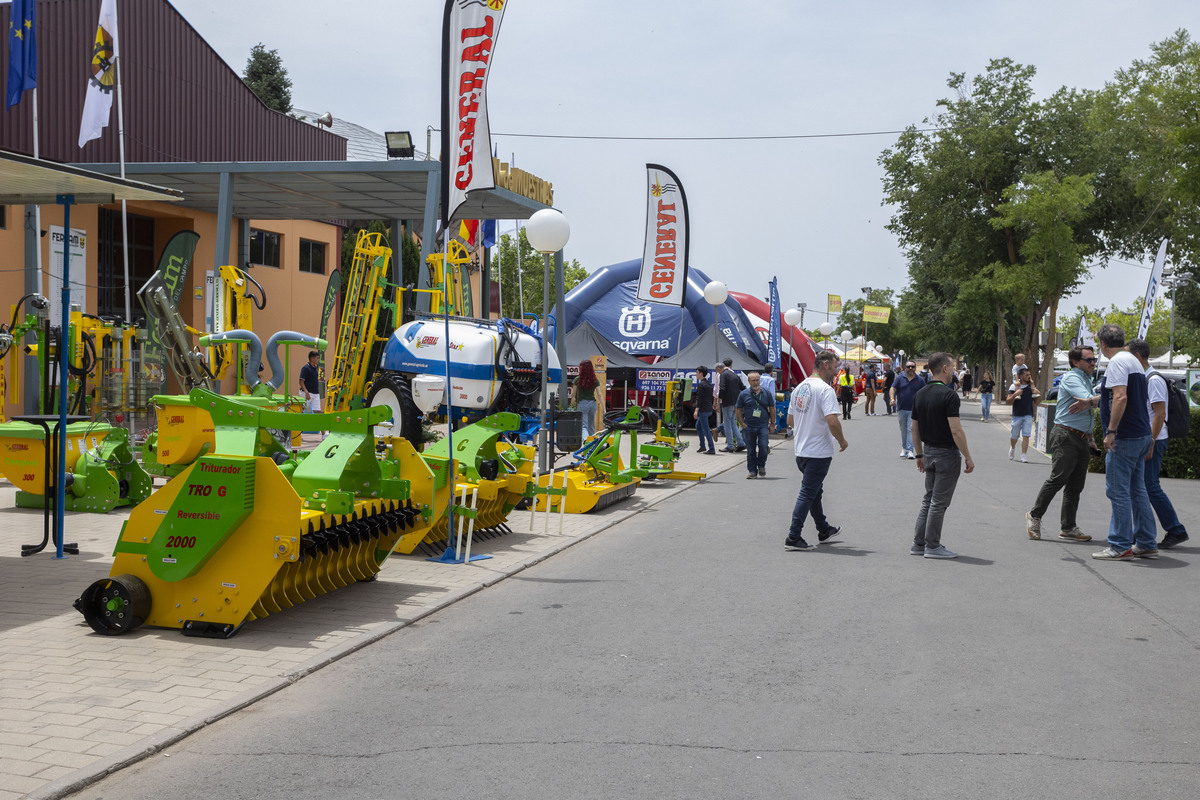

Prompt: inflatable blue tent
xmin=554 ymin=260 xmax=768 ymax=362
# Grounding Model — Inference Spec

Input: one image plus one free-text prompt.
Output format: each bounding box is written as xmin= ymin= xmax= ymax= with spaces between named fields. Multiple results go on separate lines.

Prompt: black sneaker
xmin=818 ymin=526 xmax=842 ymax=543
xmin=784 ymin=537 xmax=812 ymax=551
xmin=1160 ymin=532 xmax=1190 ymax=549
xmin=735 ymin=445 xmax=746 ymax=452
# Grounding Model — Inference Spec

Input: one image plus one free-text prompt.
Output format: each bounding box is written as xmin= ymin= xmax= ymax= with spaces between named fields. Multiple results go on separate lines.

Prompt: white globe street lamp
xmin=783 ymin=308 xmax=803 ymax=387
xmin=818 ymin=321 xmax=834 ymax=350
xmin=524 ymin=209 xmax=571 ymax=473
xmin=704 ymin=280 xmax=728 ymax=366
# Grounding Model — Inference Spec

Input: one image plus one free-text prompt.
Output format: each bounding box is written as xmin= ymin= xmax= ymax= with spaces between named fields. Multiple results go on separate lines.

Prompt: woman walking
xmin=571 ymin=360 xmax=600 ymax=438
xmin=978 ymin=371 xmax=995 ymax=422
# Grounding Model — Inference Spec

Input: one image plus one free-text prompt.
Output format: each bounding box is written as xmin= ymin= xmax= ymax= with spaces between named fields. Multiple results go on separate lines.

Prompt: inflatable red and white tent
xmin=729 ymin=291 xmax=821 ymax=389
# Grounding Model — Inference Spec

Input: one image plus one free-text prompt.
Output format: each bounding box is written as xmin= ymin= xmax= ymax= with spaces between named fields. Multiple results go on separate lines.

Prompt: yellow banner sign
xmin=863 ymin=305 xmax=892 ymax=323
xmin=827 ymin=294 xmax=842 ymax=314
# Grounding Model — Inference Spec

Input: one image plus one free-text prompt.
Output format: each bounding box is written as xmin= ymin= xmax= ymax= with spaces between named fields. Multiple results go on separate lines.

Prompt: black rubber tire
xmin=366 ymin=372 xmax=423 ymax=445
xmin=75 ymin=574 xmax=151 ymax=635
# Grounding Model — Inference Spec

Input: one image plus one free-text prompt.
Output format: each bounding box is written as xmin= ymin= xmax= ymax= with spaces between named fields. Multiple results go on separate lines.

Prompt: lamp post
xmin=525 ymin=209 xmax=570 ymax=474
xmin=1165 ymin=270 xmax=1195 ymax=369
xmin=859 ymin=286 xmax=872 ymax=361
xmin=819 ymin=321 xmax=834 ymax=351
xmin=704 ymin=280 xmax=728 ymax=367
xmin=797 ymin=302 xmax=807 ymax=328
xmin=784 ymin=307 xmax=803 ymax=388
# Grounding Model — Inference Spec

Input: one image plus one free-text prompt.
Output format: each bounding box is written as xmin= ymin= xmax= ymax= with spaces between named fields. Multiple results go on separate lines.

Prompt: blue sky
xmin=171 ymin=0 xmax=1199 ymax=322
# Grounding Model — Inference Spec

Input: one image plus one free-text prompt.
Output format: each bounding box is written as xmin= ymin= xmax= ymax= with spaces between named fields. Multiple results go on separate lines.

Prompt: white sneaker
xmin=1020 ymin=453 xmax=1028 ymax=463
xmin=900 ymin=449 xmax=908 ymax=458
xmin=906 ymin=451 xmax=916 ymax=460
xmin=1008 ymin=446 xmax=1015 ymax=460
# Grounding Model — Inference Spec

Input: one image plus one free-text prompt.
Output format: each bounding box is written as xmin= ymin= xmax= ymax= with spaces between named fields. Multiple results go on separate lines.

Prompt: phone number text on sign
xmin=636 ymin=369 xmax=673 ymax=392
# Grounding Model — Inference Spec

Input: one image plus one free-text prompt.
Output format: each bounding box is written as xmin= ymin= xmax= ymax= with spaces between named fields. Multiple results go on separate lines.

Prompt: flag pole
xmin=110 ymin=0 xmax=131 ymax=325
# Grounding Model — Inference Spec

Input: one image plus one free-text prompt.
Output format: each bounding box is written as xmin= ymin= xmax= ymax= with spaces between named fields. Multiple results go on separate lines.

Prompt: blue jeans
xmin=1105 ymin=436 xmax=1157 ymax=551
xmin=721 ymin=404 xmax=744 ymax=449
xmin=914 ymin=446 xmax=961 ymax=550
xmin=1145 ymin=438 xmax=1186 ymax=537
xmin=897 ymin=409 xmax=914 ymax=451
xmin=980 ymin=393 xmax=993 ymax=420
xmin=788 ymin=456 xmax=832 ymax=539
xmin=577 ymin=400 xmax=597 ymax=438
xmin=744 ymin=426 xmax=769 ymax=474
xmin=696 ymin=411 xmax=715 ymax=452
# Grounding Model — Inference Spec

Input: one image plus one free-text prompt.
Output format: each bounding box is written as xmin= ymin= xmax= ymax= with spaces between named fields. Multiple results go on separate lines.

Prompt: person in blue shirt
xmin=1024 ymin=346 xmax=1098 ymax=542
xmin=1069 ymin=324 xmax=1156 ymax=560
xmin=735 ymin=372 xmax=776 ymax=478
xmin=890 ymin=360 xmax=925 ymax=458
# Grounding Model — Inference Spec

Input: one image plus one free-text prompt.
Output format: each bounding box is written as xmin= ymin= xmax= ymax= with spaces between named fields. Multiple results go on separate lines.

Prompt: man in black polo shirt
xmin=909 ymin=352 xmax=975 ymax=559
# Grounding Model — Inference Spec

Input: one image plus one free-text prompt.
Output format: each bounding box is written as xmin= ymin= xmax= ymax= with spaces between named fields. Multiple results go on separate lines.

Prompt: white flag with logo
xmin=78 ymin=0 xmax=118 ymax=148
xmin=441 ymin=0 xmax=506 ymax=225
xmin=1136 ymin=237 xmax=1169 ymax=341
xmin=637 ymin=164 xmax=690 ymax=306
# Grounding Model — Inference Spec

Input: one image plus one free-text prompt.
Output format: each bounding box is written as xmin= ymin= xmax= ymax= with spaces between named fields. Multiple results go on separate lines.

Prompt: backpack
xmin=1148 ymin=370 xmax=1191 ymax=440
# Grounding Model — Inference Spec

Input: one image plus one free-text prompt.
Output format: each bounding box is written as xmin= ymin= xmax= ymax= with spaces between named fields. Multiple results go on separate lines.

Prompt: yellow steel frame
xmin=326 ymin=231 xmax=393 ymax=413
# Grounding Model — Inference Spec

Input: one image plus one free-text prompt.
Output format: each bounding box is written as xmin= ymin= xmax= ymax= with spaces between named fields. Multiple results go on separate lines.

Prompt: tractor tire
xmin=367 ymin=373 xmax=423 ymax=445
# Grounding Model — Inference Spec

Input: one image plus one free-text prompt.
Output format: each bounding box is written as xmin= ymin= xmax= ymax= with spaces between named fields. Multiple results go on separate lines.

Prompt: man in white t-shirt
xmin=1128 ymin=340 xmax=1189 ymax=548
xmin=783 ymin=350 xmax=849 ymax=551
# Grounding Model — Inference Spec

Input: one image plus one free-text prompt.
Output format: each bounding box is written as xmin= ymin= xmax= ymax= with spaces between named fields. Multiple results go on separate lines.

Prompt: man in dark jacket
xmin=692 ymin=366 xmax=717 ymax=454
xmin=882 ymin=365 xmax=896 ymax=415
xmin=716 ymin=363 xmax=746 ymax=452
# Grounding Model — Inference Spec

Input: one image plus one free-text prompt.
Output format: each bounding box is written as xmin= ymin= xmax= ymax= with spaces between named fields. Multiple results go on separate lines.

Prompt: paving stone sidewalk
xmin=1 ymin=433 xmax=753 ymax=800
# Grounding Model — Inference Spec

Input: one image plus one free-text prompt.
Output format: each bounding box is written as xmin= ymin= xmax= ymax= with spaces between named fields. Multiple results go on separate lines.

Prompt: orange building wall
xmin=0 ymin=203 xmax=341 ymax=418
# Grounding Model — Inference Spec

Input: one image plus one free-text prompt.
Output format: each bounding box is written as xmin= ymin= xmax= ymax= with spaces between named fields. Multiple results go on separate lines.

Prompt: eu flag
xmin=6 ymin=0 xmax=37 ymax=109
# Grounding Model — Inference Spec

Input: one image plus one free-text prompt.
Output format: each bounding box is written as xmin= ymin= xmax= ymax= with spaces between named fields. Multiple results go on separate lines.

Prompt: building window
xmin=249 ymin=228 xmax=281 ymax=268
xmin=298 ymin=239 xmax=326 ymax=275
xmin=0 ymin=207 xmax=6 ymax=229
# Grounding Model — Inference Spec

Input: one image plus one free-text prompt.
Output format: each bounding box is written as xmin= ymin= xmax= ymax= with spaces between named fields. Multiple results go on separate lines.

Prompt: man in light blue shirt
xmin=1025 ymin=346 xmax=1097 ymax=541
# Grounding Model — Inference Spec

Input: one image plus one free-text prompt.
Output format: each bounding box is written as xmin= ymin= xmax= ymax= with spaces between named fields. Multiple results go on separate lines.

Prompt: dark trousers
xmin=789 ymin=456 xmax=833 ymax=539
xmin=839 ymin=386 xmax=854 ymax=419
xmin=1030 ymin=426 xmax=1090 ymax=530
xmin=744 ymin=426 xmax=770 ymax=474
xmin=914 ymin=446 xmax=961 ymax=550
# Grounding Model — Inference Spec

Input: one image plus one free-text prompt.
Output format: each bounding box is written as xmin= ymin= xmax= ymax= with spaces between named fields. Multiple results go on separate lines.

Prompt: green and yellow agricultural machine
xmin=75 ymin=390 xmax=455 ymax=638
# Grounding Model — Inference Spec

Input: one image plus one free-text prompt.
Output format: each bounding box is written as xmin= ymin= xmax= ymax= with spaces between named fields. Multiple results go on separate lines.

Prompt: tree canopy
xmin=243 ymin=43 xmax=293 ymax=114
xmin=492 ymin=228 xmax=587 ymax=322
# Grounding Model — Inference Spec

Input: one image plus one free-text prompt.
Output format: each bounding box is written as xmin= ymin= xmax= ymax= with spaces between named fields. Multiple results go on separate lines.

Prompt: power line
xmin=432 ymin=127 xmax=937 ymax=142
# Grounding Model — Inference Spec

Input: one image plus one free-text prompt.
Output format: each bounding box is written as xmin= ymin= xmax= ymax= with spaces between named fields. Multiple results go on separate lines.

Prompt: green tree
xmin=835 ymin=288 xmax=898 ymax=351
xmin=243 ymin=43 xmax=292 ymax=114
xmin=880 ymin=60 xmax=1106 ymax=386
xmin=492 ymin=228 xmax=586 ymax=321
xmin=1093 ymin=30 xmax=1200 ymax=339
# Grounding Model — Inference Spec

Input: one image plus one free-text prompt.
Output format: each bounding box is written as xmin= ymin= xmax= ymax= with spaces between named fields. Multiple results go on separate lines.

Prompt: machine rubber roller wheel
xmin=74 ymin=574 xmax=151 ymax=635
xmin=367 ymin=373 xmax=423 ymax=444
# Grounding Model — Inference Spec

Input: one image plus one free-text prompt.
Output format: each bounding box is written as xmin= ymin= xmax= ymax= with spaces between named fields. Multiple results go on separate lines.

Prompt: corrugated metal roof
xmin=293 ymin=108 xmax=431 ymax=162
xmin=0 ymin=0 xmax=345 ymax=163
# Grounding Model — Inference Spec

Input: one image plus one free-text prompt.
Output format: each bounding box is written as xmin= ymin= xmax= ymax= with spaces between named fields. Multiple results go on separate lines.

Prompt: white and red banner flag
xmin=637 ymin=164 xmax=690 ymax=306
xmin=441 ymin=0 xmax=507 ymax=226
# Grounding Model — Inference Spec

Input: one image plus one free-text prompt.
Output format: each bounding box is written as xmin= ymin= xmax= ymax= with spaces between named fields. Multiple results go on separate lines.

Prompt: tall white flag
xmin=636 ymin=164 xmax=690 ymax=306
xmin=440 ymin=0 xmax=506 ymax=226
xmin=78 ymin=0 xmax=117 ymax=148
xmin=1136 ymin=237 xmax=1169 ymax=341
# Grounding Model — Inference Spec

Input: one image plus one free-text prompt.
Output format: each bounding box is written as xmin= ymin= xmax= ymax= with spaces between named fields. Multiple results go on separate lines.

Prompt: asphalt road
xmin=62 ymin=414 xmax=1200 ymax=799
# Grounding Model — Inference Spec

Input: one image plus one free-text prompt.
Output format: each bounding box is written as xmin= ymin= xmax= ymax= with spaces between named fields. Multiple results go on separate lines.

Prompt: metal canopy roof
xmin=0 ymin=149 xmax=182 ymax=205
xmin=73 ymin=159 xmax=548 ymax=222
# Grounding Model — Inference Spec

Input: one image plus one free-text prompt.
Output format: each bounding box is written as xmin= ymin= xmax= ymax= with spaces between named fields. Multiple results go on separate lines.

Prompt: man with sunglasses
xmin=1025 ymin=346 xmax=1098 ymax=542
xmin=891 ymin=361 xmax=925 ymax=458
